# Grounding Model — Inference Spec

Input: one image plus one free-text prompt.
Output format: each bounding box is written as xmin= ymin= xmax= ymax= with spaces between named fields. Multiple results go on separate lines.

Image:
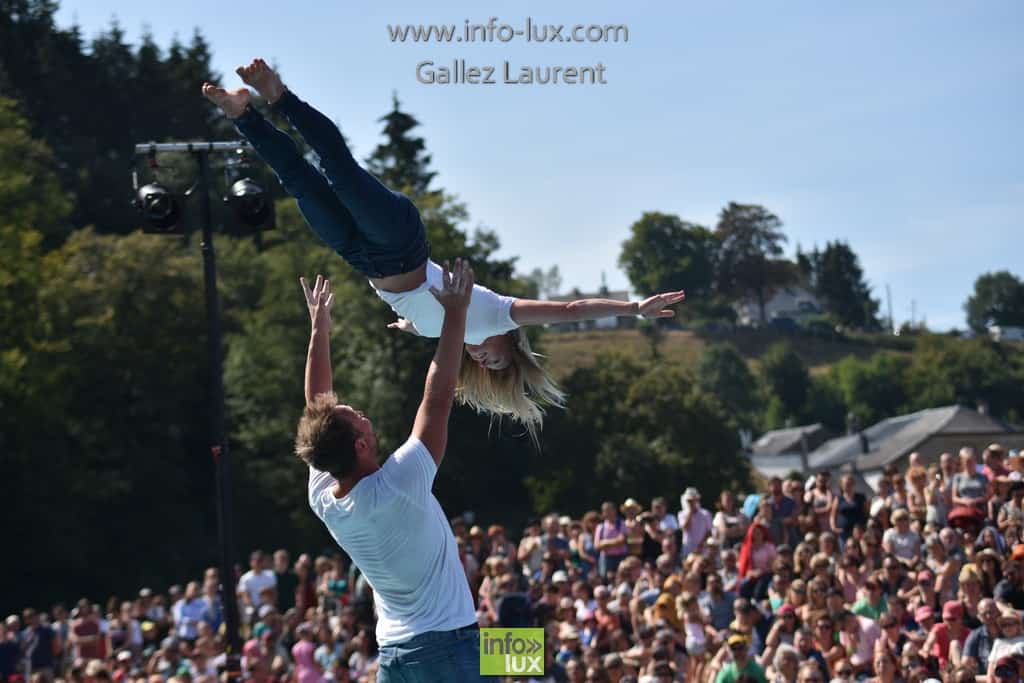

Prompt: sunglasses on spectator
xmin=801 ymin=677 xmax=823 ymax=683
xmin=995 ymin=666 xmax=1017 ymax=679
xmin=837 ymin=669 xmax=853 ymax=676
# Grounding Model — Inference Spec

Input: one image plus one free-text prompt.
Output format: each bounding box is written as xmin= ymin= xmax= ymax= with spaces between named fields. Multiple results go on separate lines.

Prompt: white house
xmin=734 ymin=286 xmax=821 ymax=326
xmin=989 ymin=326 xmax=1024 ymax=342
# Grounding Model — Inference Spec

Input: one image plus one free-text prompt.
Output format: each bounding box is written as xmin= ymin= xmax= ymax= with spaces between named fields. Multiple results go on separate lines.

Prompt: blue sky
xmin=57 ymin=0 xmax=1022 ymax=330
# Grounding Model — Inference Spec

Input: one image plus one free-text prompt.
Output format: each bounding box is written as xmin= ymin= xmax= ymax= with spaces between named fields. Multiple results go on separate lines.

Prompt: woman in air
xmin=202 ymin=59 xmax=685 ymax=438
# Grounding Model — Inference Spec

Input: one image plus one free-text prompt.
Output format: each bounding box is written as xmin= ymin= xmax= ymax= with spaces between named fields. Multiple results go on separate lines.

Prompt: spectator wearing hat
xmin=678 ymin=488 xmax=713 ymax=557
xmin=992 ymin=655 xmax=1021 ymax=683
xmin=619 ymin=499 xmax=646 ymax=558
xmin=987 ymin=606 xmax=1024 ymax=680
xmin=713 ymin=633 xmax=766 ymax=683
xmin=923 ymin=600 xmax=969 ymax=670
xmin=759 ymin=604 xmax=797 ymax=670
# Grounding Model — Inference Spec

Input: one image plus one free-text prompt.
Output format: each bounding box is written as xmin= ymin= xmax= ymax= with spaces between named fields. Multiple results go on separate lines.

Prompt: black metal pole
xmin=197 ymin=150 xmax=243 ymax=677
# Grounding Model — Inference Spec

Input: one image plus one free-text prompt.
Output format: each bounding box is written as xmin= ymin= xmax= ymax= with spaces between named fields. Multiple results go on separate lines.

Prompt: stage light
xmin=225 ymin=177 xmax=270 ymax=227
xmin=135 ymin=182 xmax=181 ymax=232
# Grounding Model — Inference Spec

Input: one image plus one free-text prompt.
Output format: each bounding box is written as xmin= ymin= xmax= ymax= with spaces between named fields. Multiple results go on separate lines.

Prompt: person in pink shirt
xmin=292 ymin=624 xmax=325 ymax=683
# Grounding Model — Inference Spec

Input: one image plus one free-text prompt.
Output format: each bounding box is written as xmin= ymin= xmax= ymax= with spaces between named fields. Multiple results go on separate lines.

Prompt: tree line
xmin=2 ymin=1 xmax=1022 ymax=615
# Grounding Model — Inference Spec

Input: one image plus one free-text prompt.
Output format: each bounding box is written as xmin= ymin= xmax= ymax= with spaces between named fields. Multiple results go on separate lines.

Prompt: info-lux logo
xmin=479 ymin=628 xmax=544 ymax=676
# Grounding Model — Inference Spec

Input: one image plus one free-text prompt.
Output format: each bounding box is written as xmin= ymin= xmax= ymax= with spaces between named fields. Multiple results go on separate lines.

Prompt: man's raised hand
xmin=428 ymin=258 xmax=474 ymax=312
xmin=300 ymin=274 xmax=334 ymax=323
xmin=636 ymin=290 xmax=686 ymax=319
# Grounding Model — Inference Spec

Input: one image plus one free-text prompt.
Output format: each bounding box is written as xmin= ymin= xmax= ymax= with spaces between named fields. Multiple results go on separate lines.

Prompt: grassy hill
xmin=536 ymin=326 xmax=916 ymax=379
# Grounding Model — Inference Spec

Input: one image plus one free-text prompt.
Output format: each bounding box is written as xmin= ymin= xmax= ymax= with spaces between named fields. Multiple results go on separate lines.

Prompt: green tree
xmin=714 ymin=202 xmax=795 ymax=323
xmin=760 ymin=343 xmax=811 ymax=426
xmin=964 ymin=271 xmax=1024 ymax=334
xmin=526 ymin=265 xmax=562 ymax=299
xmin=798 ymin=241 xmax=880 ymax=329
xmin=618 ymin=212 xmax=715 ymax=299
xmin=903 ymin=336 xmax=1024 ymax=421
xmin=696 ymin=344 xmax=759 ymax=426
xmin=832 ymin=353 xmax=908 ymax=425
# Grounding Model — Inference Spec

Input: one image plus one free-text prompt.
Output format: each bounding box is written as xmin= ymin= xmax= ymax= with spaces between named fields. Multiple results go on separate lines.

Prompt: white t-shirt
xmin=372 ymin=260 xmax=519 ymax=344
xmin=308 ymin=437 xmax=476 ymax=645
xmin=882 ymin=528 xmax=921 ymax=561
xmin=237 ymin=569 xmax=277 ymax=607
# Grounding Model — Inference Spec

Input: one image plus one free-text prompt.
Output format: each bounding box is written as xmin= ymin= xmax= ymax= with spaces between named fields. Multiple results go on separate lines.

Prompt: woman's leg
xmin=270 ymin=91 xmax=426 ymax=261
xmin=231 ymin=106 xmax=371 ymax=272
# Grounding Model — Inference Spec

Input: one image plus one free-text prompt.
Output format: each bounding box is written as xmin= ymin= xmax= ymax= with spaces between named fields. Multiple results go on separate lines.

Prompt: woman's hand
xmin=300 ymin=274 xmax=334 ymax=324
xmin=636 ymin=290 xmax=686 ymax=318
xmin=429 ymin=259 xmax=474 ymax=312
xmin=387 ymin=318 xmax=419 ymax=335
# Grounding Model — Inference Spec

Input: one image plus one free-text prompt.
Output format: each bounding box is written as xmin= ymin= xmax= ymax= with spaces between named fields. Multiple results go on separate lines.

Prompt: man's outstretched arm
xmin=301 ymin=275 xmax=334 ymax=406
xmin=412 ymin=259 xmax=473 ymax=466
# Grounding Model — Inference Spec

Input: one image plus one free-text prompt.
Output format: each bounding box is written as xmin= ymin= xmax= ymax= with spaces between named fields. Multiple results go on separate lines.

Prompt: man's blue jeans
xmin=232 ymin=90 xmax=429 ymax=278
xmin=376 ymin=624 xmax=486 ymax=683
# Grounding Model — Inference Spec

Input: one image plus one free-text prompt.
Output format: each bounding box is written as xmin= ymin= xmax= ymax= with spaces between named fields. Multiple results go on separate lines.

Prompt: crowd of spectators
xmin=5 ymin=444 xmax=1024 ymax=683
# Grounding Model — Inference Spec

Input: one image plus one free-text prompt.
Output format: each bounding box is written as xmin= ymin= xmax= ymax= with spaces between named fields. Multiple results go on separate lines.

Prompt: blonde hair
xmin=457 ymin=330 xmax=565 ymax=443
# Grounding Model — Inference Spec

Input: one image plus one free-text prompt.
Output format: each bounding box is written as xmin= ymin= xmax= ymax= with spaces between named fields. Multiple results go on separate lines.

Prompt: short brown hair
xmin=295 ymin=393 xmax=358 ymax=478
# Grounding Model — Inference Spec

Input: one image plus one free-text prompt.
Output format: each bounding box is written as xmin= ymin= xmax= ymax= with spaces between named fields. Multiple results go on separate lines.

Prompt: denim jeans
xmin=376 ymin=623 xmax=486 ymax=683
xmin=232 ymin=90 xmax=429 ymax=278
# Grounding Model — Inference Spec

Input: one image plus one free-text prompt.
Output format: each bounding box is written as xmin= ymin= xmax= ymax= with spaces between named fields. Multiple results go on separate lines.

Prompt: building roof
xmin=808 ymin=405 xmax=1015 ymax=472
xmin=750 ymin=423 xmax=831 ymax=456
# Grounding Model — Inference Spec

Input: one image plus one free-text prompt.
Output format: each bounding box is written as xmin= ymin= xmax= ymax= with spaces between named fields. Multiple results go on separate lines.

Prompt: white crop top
xmin=371 ymin=260 xmax=519 ymax=344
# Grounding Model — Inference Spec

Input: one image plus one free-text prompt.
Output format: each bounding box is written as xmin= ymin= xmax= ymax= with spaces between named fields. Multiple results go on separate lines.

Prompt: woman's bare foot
xmin=201 ymin=82 xmax=251 ymax=119
xmin=236 ymin=58 xmax=286 ymax=104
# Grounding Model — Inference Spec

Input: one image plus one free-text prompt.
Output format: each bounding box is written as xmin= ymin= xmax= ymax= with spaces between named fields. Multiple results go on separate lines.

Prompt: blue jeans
xmin=232 ymin=90 xmax=429 ymax=278
xmin=376 ymin=624 xmax=486 ymax=683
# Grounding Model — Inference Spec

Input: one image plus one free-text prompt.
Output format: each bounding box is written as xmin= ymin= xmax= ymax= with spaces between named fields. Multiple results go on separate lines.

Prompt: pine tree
xmin=365 ymin=92 xmax=437 ymax=199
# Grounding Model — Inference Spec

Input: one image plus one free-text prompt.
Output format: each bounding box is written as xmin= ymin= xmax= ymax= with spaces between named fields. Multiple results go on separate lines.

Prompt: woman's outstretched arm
xmin=509 ymin=290 xmax=685 ymax=326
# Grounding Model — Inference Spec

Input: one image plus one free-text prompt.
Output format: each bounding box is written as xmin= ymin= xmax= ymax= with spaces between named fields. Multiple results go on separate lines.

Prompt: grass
xmin=535 ymin=326 xmax=913 ymax=380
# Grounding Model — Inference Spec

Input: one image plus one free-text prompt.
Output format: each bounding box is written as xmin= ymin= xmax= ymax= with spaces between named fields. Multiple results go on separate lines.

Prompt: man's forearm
xmin=304 ymin=320 xmax=333 ymax=404
xmin=422 ymin=309 xmax=467 ymax=407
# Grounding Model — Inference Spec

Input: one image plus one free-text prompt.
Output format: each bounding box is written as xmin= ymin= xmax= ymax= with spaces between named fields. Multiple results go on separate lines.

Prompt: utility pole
xmin=133 ymin=141 xmax=257 ymax=681
xmin=886 ymin=284 xmax=894 ymax=335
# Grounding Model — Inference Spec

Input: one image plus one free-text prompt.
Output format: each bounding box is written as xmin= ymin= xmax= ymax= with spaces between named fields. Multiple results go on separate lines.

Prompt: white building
xmin=989 ymin=326 xmax=1024 ymax=342
xmin=734 ymin=286 xmax=821 ymax=326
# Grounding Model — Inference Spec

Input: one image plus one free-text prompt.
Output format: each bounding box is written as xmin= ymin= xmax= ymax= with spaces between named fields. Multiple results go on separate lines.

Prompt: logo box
xmin=479 ymin=628 xmax=545 ymax=676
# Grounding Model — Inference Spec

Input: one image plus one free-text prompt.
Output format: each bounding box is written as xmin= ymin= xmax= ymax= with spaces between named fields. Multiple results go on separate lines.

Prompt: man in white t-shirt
xmin=237 ymin=551 xmax=277 ymax=609
xmin=294 ymin=266 xmax=484 ymax=682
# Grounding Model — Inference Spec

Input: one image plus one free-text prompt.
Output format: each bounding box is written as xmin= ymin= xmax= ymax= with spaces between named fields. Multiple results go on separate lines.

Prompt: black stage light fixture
xmin=225 ymin=177 xmax=271 ymax=227
xmin=135 ymin=182 xmax=181 ymax=233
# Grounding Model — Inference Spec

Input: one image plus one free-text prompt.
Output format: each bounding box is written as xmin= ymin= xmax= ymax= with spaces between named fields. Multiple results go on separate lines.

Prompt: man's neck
xmin=333 ymin=460 xmax=380 ymax=498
